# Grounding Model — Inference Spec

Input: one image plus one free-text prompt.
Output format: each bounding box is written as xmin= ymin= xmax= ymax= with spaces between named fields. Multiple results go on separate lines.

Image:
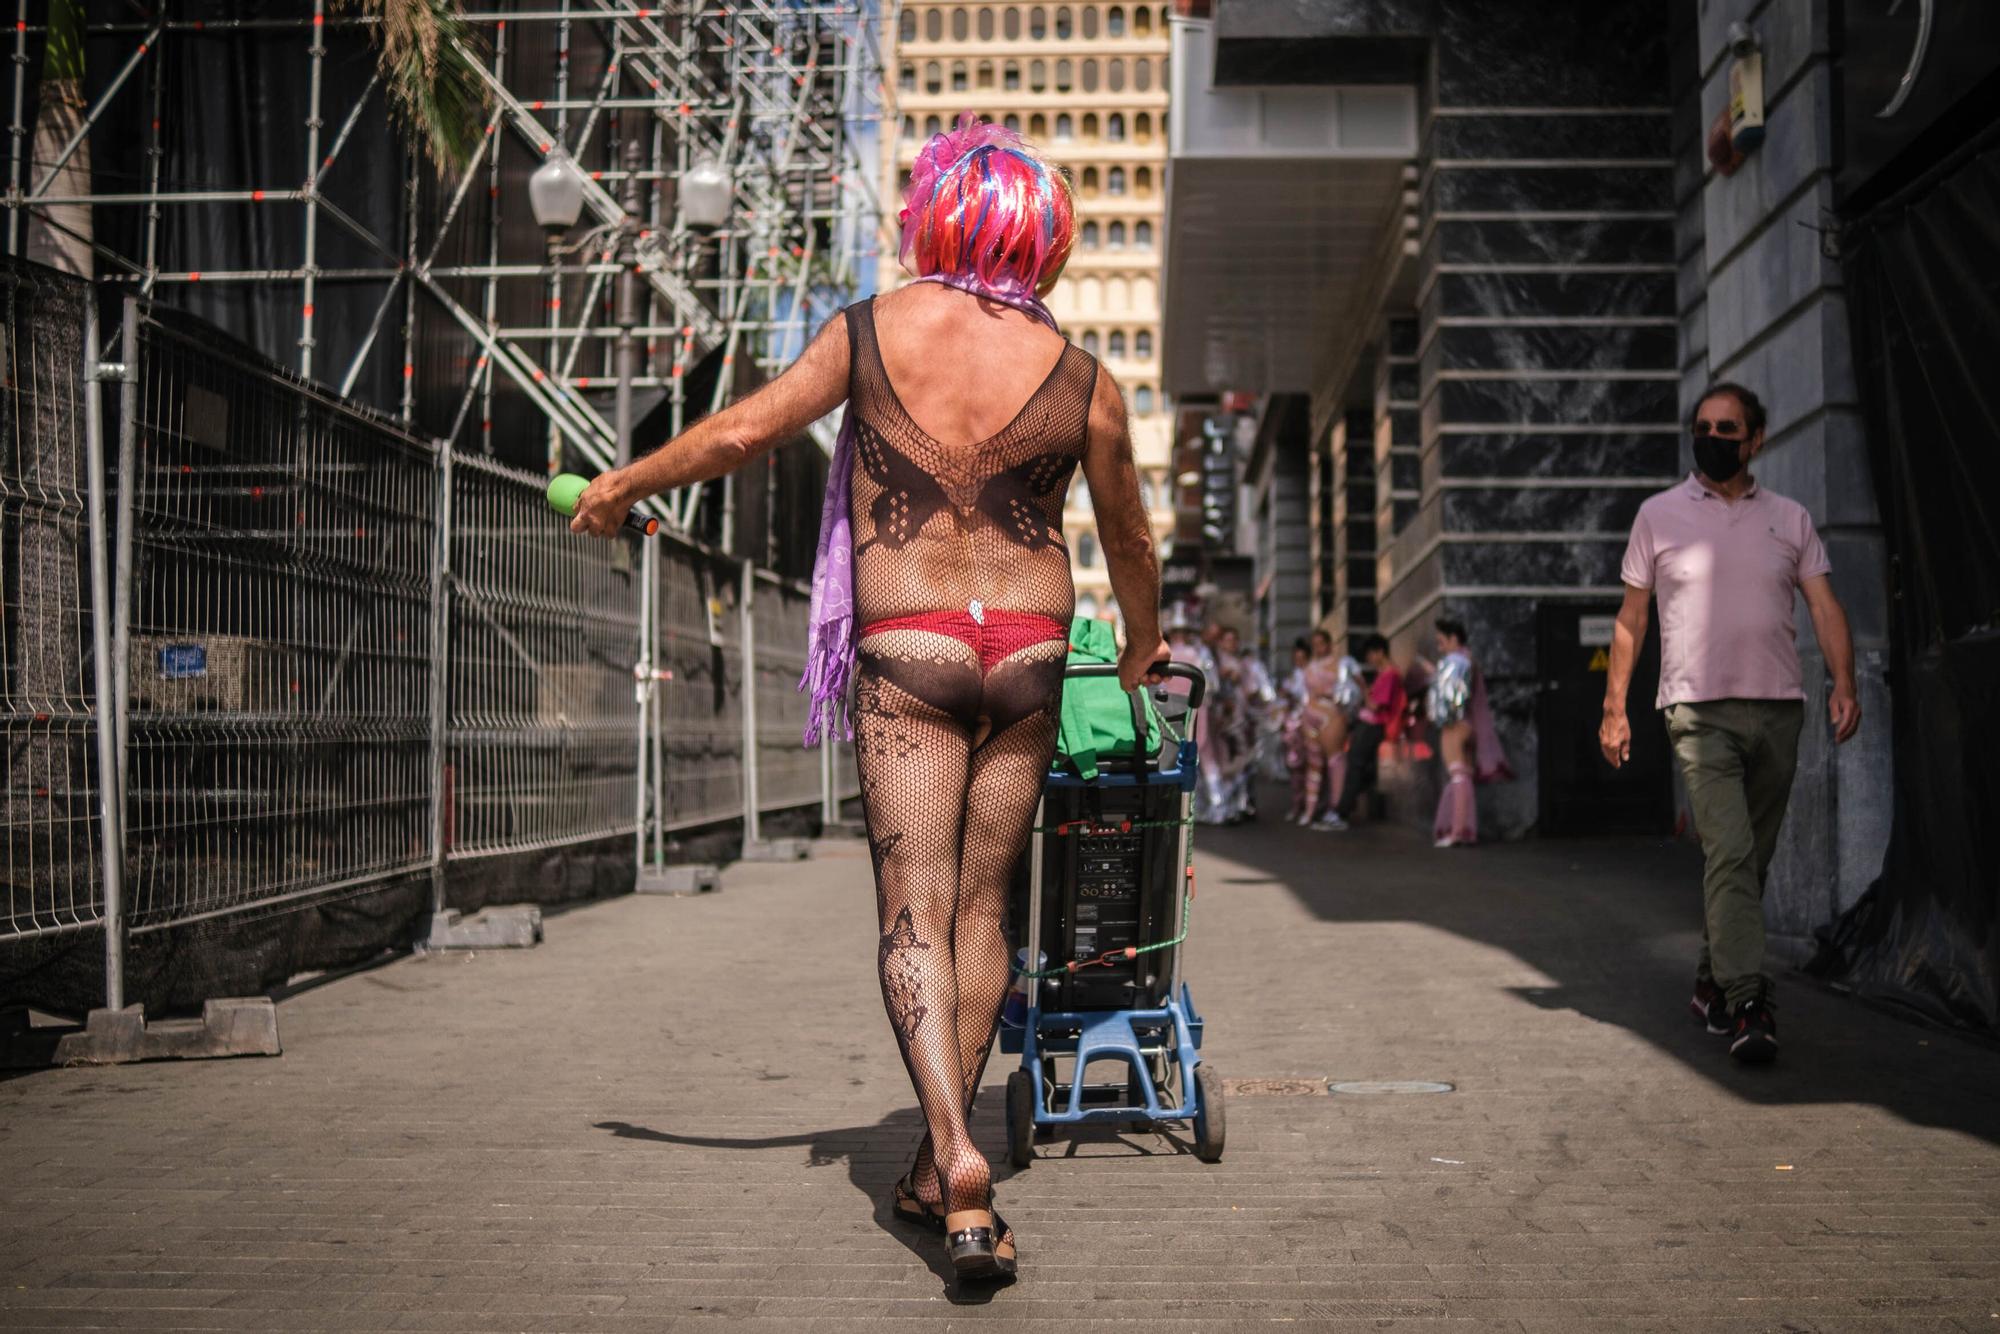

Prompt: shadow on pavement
xmin=593 ymin=1110 xmax=1036 ymax=1303
xmin=1200 ymin=802 xmax=2000 ymax=1147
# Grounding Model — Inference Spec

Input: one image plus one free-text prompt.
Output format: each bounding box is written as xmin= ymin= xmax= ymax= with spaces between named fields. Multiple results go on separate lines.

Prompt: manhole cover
xmin=1328 ymin=1080 xmax=1455 ymax=1095
xmin=1222 ymin=1078 xmax=1325 ymax=1096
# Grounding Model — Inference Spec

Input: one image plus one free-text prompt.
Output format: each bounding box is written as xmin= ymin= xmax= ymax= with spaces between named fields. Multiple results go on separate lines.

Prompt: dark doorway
xmin=1536 ymin=601 xmax=1673 ymax=836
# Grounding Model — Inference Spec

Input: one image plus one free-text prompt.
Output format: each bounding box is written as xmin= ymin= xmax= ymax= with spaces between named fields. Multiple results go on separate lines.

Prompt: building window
xmin=977 ymin=60 xmax=995 ymax=88
xmin=1030 ymin=59 xmax=1047 ymax=92
xmin=978 ymin=6 xmax=996 ymax=38
xmin=1108 ymin=330 xmax=1127 ymax=358
xmin=1078 ymin=532 xmax=1098 ymax=569
xmin=1106 ymin=166 xmax=1126 ymax=196
xmin=1056 ymin=6 xmax=1074 ymax=38
xmin=1135 ymin=221 xmax=1153 ymax=249
xmin=902 ymin=115 xmax=917 ymax=138
xmin=1003 ymin=60 xmax=1020 ymax=90
xmin=1135 ymin=385 xmax=1154 ymax=414
xmin=1029 ymin=5 xmax=1047 ymax=38
xmin=899 ymin=10 xmax=918 ymax=42
xmin=1030 ymin=112 xmax=1047 ymax=137
xmin=925 ymin=114 xmax=944 ymax=136
xmin=1080 ymin=220 xmax=1099 ymax=249
xmin=1081 ymin=58 xmax=1099 ymax=93
xmin=952 ymin=61 xmax=968 ymax=91
xmin=899 ymin=63 xmax=916 ymax=92
xmin=1077 ymin=593 xmax=1099 ymax=618
xmin=1003 ymin=6 xmax=1021 ymax=38
xmin=1081 ymin=330 xmax=1100 ymax=356
xmin=1106 ymin=112 xmax=1125 ymax=142
xmin=1081 ymin=166 xmax=1100 ymax=196
xmin=926 ymin=8 xmax=943 ymax=40
xmin=1003 ymin=113 xmax=1021 ymax=131
xmin=1108 ymin=220 xmax=1126 ymax=249
xmin=952 ymin=7 xmax=970 ymax=39
xmin=1107 ymin=58 xmax=1126 ymax=93
xmin=1135 ymin=5 xmax=1153 ymax=34
xmin=1081 ymin=6 xmax=1098 ymax=38
xmin=1134 ymin=111 xmax=1152 ymax=142
xmin=1082 ymin=112 xmax=1099 ymax=138
xmin=1055 ymin=58 xmax=1073 ymax=92
xmin=1108 ymin=6 xmax=1126 ymax=37
xmin=925 ymin=61 xmax=943 ymax=93
xmin=1136 ymin=329 xmax=1153 ymax=357
xmin=1056 ymin=113 xmax=1075 ymax=140
xmin=1135 ymin=165 xmax=1153 ymax=196
xmin=1134 ymin=55 xmax=1152 ymax=92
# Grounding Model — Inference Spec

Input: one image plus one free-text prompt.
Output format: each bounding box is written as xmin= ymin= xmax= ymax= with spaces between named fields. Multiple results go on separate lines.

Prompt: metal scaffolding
xmin=4 ymin=0 xmax=888 ymax=534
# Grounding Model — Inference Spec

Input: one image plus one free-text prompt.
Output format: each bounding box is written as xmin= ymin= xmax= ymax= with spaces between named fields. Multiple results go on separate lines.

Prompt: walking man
xmin=1601 ymin=382 xmax=1861 ymax=1064
xmin=1329 ymin=633 xmax=1404 ymax=830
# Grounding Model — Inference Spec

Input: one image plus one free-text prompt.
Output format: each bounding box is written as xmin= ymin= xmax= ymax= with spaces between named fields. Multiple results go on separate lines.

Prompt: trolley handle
xmin=1063 ymin=660 xmax=1207 ymax=711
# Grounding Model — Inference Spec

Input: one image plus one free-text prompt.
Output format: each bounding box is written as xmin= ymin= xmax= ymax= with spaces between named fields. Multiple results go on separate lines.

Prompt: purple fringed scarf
xmin=798 ymin=273 xmax=1060 ymax=746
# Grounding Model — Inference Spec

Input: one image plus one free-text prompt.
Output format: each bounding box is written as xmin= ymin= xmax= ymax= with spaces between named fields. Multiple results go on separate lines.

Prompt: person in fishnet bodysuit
xmin=845 ymin=293 xmax=1091 ymax=1234
xmin=569 ymin=120 xmax=1166 ymax=1282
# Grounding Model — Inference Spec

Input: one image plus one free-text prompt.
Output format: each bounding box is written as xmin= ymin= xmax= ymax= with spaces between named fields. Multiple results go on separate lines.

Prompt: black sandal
xmin=944 ymin=1206 xmax=1018 ymax=1280
xmin=891 ymin=1170 xmax=948 ymax=1232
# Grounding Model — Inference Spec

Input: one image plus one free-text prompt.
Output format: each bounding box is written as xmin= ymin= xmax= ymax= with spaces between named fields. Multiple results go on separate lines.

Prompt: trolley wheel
xmin=1192 ymin=1064 xmax=1225 ymax=1163
xmin=1006 ymin=1069 xmax=1035 ymax=1169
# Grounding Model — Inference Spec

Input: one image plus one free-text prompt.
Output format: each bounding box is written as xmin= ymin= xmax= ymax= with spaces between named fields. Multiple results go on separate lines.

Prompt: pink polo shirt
xmin=1621 ymin=473 xmax=1831 ymax=708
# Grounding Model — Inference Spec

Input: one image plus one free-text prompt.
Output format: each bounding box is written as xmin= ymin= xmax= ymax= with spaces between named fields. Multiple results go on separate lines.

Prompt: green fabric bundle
xmin=1054 ymin=616 xmax=1162 ymax=780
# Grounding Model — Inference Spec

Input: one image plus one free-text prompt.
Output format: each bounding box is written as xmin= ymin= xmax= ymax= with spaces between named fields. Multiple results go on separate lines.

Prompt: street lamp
xmin=679 ymin=157 xmax=733 ymax=232
xmin=529 ymin=156 xmax=583 ymax=473
xmin=528 ymin=156 xmax=585 ymax=237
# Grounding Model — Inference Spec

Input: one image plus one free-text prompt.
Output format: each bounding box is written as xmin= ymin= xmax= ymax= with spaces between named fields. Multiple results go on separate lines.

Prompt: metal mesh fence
xmin=0 ymin=264 xmax=105 ymax=941
xmin=752 ymin=570 xmax=820 ymax=814
xmin=652 ymin=542 xmax=745 ymax=833
xmin=446 ymin=452 xmax=641 ymax=858
xmin=1 ymin=269 xmax=844 ymax=1012
xmin=120 ymin=311 xmax=437 ymax=933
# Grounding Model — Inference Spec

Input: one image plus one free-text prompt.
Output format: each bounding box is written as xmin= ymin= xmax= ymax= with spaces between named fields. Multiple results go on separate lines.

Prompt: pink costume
xmin=1432 ymin=654 xmax=1514 ymax=846
xmin=1292 ymin=655 xmax=1347 ymax=822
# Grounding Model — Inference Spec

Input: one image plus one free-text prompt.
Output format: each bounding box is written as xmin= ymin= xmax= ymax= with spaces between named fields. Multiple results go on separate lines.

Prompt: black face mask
xmin=1692 ymin=431 xmax=1746 ymax=483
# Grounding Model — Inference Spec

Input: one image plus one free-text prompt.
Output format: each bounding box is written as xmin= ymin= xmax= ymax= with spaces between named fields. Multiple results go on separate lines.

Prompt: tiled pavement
xmin=3 ymin=812 xmax=1999 ymax=1331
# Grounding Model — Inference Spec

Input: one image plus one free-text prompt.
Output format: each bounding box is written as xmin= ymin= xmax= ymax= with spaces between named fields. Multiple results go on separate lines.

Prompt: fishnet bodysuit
xmin=846 ymin=297 xmax=1096 ymax=1215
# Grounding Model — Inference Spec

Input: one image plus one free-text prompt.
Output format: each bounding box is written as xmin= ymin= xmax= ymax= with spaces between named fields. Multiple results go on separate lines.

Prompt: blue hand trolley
xmin=1000 ymin=661 xmax=1224 ymax=1167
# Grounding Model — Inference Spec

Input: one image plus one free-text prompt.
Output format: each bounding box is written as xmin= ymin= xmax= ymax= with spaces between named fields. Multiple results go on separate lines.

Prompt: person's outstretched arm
xmin=570 ymin=312 xmax=851 ymax=537
xmin=1079 ymin=367 xmax=1167 ymax=691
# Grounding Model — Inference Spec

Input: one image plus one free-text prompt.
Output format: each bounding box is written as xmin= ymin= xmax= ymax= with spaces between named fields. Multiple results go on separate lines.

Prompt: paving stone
xmin=2 ymin=813 xmax=1998 ymax=1329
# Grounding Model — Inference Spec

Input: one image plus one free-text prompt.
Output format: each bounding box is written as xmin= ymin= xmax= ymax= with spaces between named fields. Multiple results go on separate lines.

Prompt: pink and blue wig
xmin=899 ymin=114 xmax=1076 ymax=300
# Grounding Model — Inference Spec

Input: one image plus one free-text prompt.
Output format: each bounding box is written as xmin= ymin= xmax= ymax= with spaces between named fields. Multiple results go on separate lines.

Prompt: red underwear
xmin=860 ymin=607 xmax=1069 ymax=673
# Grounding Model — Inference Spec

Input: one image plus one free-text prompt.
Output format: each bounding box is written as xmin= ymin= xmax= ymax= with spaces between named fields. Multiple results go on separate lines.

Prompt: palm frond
xmin=336 ymin=0 xmax=491 ymax=174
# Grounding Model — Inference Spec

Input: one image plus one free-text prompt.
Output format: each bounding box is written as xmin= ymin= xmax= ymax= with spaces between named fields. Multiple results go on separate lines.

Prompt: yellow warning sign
xmin=1588 ymin=648 xmax=1610 ymax=672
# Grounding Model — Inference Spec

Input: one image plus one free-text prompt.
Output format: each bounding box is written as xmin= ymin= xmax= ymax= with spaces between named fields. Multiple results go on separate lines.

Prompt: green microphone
xmin=547 ymin=472 xmax=659 ymax=537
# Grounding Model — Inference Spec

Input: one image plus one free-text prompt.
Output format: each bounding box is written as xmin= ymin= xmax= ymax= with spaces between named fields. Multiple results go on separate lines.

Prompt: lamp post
xmin=528 ymin=155 xmax=583 ymax=472
xmin=613 ymin=139 xmax=643 ymax=469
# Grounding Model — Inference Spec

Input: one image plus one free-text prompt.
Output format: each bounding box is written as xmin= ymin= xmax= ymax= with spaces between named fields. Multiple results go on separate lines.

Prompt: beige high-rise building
xmin=881 ymin=3 xmax=1175 ymax=623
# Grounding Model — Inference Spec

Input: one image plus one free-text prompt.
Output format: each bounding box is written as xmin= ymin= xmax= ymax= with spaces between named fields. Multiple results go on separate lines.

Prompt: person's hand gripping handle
xmin=548 ymin=472 xmax=658 ymax=539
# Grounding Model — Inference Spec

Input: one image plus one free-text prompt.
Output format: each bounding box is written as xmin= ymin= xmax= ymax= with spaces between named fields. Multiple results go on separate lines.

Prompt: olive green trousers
xmin=1664 ymin=699 xmax=1805 ymax=1010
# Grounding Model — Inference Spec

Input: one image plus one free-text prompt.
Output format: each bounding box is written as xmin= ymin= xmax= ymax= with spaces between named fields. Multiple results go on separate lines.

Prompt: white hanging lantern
xmin=680 ymin=157 xmax=733 ymax=232
xmin=528 ymin=156 xmax=585 ymax=235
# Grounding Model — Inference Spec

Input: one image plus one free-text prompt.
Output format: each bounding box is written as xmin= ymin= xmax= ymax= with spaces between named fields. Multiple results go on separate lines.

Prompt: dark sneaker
xmin=1689 ymin=978 xmax=1729 ymax=1035
xmin=1729 ymin=1000 xmax=1779 ymax=1064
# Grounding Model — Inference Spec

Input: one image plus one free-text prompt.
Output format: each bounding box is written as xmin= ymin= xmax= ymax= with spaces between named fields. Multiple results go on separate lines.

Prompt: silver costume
xmin=1333 ymin=656 xmax=1367 ymax=719
xmin=1427 ymin=650 xmax=1473 ymax=726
